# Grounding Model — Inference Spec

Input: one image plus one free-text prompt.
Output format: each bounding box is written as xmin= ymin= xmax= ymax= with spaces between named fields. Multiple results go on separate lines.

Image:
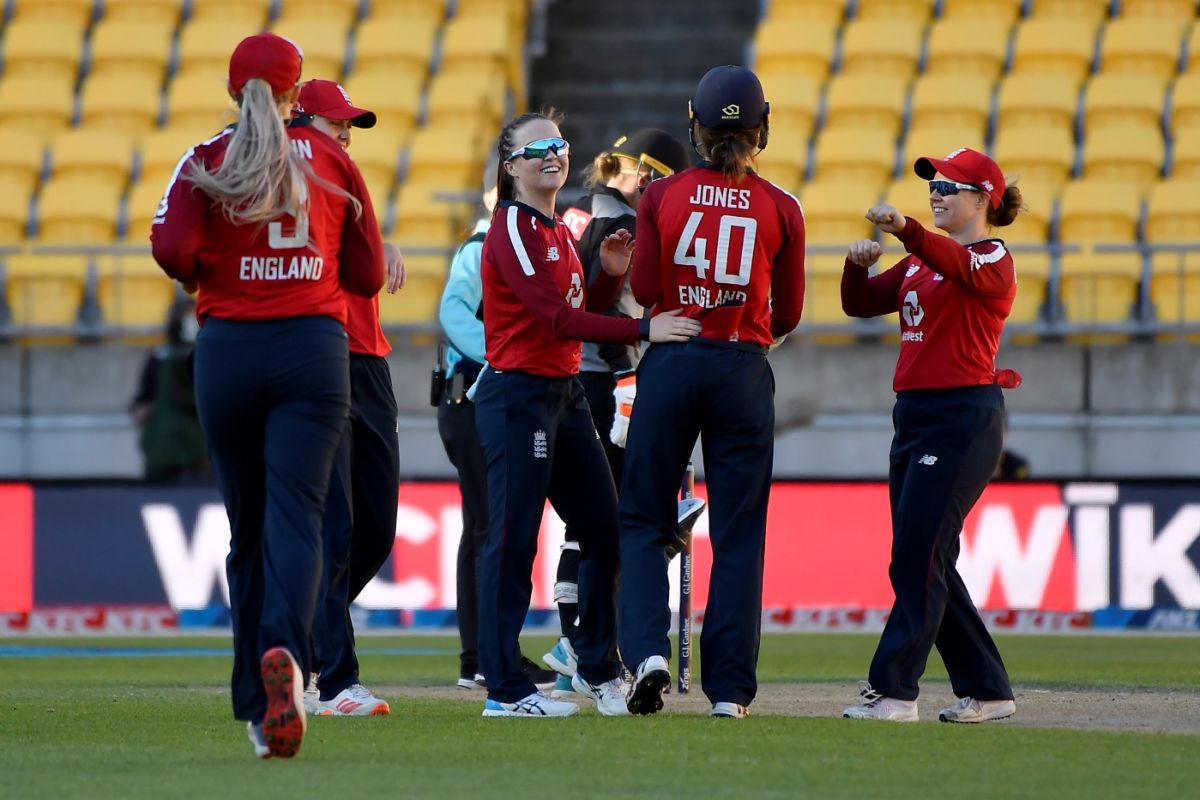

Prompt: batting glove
xmin=609 ymin=373 xmax=636 ymax=448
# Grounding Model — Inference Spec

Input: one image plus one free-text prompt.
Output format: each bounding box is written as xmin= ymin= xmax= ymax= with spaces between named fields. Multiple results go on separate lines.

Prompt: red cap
xmin=228 ymin=33 xmax=303 ymax=97
xmin=297 ymin=79 xmax=377 ymax=128
xmin=914 ymin=147 xmax=1006 ymax=209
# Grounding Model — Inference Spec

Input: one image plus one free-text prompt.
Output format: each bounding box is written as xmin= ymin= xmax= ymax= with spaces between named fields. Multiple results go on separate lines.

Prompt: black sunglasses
xmin=928 ymin=179 xmax=981 ymax=196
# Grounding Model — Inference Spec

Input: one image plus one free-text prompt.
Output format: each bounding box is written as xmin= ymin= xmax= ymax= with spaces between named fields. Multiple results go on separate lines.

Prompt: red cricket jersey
xmin=482 ymin=200 xmax=641 ymax=377
xmin=345 ymin=286 xmax=389 ymax=357
xmin=630 ymin=164 xmax=806 ymax=348
xmin=841 ymin=217 xmax=1016 ymax=392
xmin=150 ymin=126 xmax=385 ymax=326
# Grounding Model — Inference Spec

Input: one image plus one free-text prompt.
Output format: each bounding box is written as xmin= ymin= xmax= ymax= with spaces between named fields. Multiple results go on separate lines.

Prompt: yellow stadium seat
xmin=1145 ymin=178 xmax=1200 ymax=241
xmin=37 ymin=178 xmax=123 ymax=243
xmin=1030 ymin=0 xmax=1111 ymax=21
xmin=1169 ymin=72 xmax=1200 ymax=135
xmin=370 ymin=0 xmax=447 ymax=23
xmin=901 ymin=127 xmax=987 ymax=178
xmin=352 ymin=15 xmax=439 ymax=82
xmin=79 ymin=73 xmax=163 ymax=135
xmin=0 ymin=130 xmax=46 ymax=198
xmin=271 ymin=21 xmax=349 ymax=81
xmin=1001 ymin=179 xmax=1058 ymax=324
xmin=50 ymin=129 xmax=135 ymax=191
xmin=1144 ymin=181 xmax=1200 ymax=325
xmin=125 ymin=179 xmax=168 ymax=243
xmin=392 ymin=183 xmax=461 ymax=249
xmin=424 ymin=72 xmax=508 ymax=133
xmin=1170 ymin=124 xmax=1200 ymax=176
xmin=1 ymin=19 xmax=85 ymax=82
xmin=855 ymin=0 xmax=934 ymax=21
xmin=166 ymin=72 xmax=239 ymax=132
xmin=995 ymin=73 xmax=1080 ymax=131
xmin=763 ymin=0 xmax=847 ymax=23
xmin=175 ymin=19 xmax=261 ymax=81
xmin=189 ymin=0 xmax=272 ymax=24
xmin=883 ymin=177 xmax=940 ymax=230
xmin=1011 ymin=19 xmax=1100 ymax=83
xmin=757 ymin=72 xmax=819 ymax=141
xmin=800 ymin=269 xmax=858 ymax=339
xmin=1122 ymin=0 xmax=1198 ymax=19
xmin=752 ymin=19 xmax=838 ymax=81
xmin=1081 ymin=122 xmax=1164 ymax=186
xmin=992 ymin=124 xmax=1077 ymax=188
xmin=812 ymin=128 xmax=896 ymax=187
xmin=405 ymin=125 xmax=488 ymax=187
xmin=1002 ymin=179 xmax=1059 ymax=247
xmin=276 ymin=0 xmax=359 ymax=27
xmin=88 ymin=18 xmax=174 ymax=80
xmin=840 ymin=19 xmax=923 ymax=79
xmin=1099 ymin=18 xmax=1186 ymax=81
xmin=102 ymin=0 xmax=183 ymax=24
xmin=1083 ymin=73 xmax=1167 ymax=131
xmin=346 ymin=132 xmax=404 ymax=197
xmin=1186 ymin=25 xmax=1200 ymax=72
xmin=0 ymin=191 xmax=30 ymax=244
xmin=10 ymin=0 xmax=95 ymax=27
xmin=1058 ymin=178 xmax=1145 ymax=325
xmin=378 ymin=274 xmax=443 ymax=326
xmin=2 ymin=254 xmax=88 ymax=330
xmin=908 ymin=75 xmax=994 ymax=137
xmin=341 ymin=73 xmax=422 ymax=141
xmin=0 ymin=75 xmax=76 ymax=136
xmin=138 ymin=128 xmax=213 ymax=189
xmin=941 ymin=0 xmax=1022 ymax=23
xmin=96 ymin=255 xmax=178 ymax=329
xmin=925 ymin=18 xmax=1012 ymax=80
xmin=1149 ymin=257 xmax=1200 ymax=327
xmin=801 ymin=179 xmax=881 ymax=244
xmin=440 ymin=14 xmax=522 ymax=97
xmin=823 ymin=74 xmax=908 ymax=137
xmin=753 ymin=129 xmax=808 ymax=192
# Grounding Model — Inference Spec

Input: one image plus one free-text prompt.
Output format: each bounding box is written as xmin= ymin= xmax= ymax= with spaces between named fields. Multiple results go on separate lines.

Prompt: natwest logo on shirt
xmin=901 ymin=289 xmax=925 ymax=327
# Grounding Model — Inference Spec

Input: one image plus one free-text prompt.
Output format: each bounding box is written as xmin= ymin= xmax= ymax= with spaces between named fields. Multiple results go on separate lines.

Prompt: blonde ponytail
xmin=187 ymin=79 xmax=308 ymax=225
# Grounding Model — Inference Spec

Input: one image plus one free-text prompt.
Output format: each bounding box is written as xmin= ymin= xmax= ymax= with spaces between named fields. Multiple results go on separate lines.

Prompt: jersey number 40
xmin=673 ymin=211 xmax=758 ymax=286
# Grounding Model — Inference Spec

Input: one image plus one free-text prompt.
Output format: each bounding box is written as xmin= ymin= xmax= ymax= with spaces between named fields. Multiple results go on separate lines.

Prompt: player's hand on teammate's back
xmin=865 ymin=204 xmax=906 ymax=234
xmin=648 ymin=308 xmax=702 ymax=343
xmin=846 ymin=240 xmax=883 ymax=268
xmin=384 ymin=243 xmax=406 ymax=293
xmin=599 ymin=229 xmax=635 ymax=276
xmin=609 ymin=372 xmax=636 ymax=448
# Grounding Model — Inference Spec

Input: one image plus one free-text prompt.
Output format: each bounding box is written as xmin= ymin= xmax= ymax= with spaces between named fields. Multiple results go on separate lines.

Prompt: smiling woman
xmin=839 ymin=148 xmax=1027 ymax=724
xmin=468 ymin=110 xmax=702 ymax=719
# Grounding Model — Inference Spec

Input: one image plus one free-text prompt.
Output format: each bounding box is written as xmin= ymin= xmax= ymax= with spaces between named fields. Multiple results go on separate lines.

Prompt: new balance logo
xmin=546 ymin=246 xmax=560 ymax=261
xmin=533 ymin=430 xmax=548 ymax=459
xmin=917 ymin=454 xmax=938 ymax=466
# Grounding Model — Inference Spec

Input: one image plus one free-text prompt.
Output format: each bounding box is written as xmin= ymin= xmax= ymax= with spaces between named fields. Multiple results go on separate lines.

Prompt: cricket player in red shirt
xmin=151 ymin=34 xmax=385 ymax=758
xmin=840 ymin=147 xmax=1024 ymax=724
xmin=473 ymin=110 xmax=700 ymax=718
xmin=616 ymin=66 xmax=806 ymax=719
xmin=293 ymin=78 xmax=405 ymax=718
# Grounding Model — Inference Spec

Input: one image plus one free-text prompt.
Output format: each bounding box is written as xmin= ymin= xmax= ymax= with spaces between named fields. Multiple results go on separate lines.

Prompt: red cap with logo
xmin=914 ymin=147 xmax=1006 ymax=209
xmin=228 ymin=33 xmax=304 ymax=97
xmin=297 ymin=79 xmax=377 ymax=128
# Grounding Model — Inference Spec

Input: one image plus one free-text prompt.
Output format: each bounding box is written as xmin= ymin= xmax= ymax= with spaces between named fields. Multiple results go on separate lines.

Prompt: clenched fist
xmin=865 ymin=204 xmax=906 ymax=234
xmin=846 ymin=239 xmax=883 ymax=268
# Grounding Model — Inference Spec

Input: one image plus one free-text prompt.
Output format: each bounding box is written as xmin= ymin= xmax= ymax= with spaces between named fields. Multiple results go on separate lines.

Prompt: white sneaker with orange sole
xmin=314 ymin=683 xmax=391 ymax=716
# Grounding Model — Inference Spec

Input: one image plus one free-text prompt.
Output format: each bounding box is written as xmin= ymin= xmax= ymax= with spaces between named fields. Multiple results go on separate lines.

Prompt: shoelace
xmin=858 ymin=682 xmax=884 ymax=706
xmin=343 ymin=683 xmax=377 ymax=702
xmin=952 ymin=697 xmax=976 ymax=712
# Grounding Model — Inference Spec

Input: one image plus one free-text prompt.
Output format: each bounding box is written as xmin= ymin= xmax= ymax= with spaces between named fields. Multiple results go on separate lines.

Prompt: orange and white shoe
xmin=314 ymin=683 xmax=391 ymax=716
xmin=259 ymin=647 xmax=307 ymax=757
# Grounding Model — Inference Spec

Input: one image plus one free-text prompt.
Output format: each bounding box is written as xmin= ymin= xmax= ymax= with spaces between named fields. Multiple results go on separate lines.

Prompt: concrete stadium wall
xmin=0 ymin=341 xmax=1196 ymax=479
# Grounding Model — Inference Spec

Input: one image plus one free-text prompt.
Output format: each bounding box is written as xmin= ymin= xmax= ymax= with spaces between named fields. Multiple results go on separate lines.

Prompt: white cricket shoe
xmin=711 ymin=702 xmax=750 ymax=718
xmin=842 ymin=680 xmax=919 ymax=722
xmin=246 ymin=722 xmax=270 ymax=759
xmin=571 ymin=673 xmax=630 ymax=716
xmin=303 ymin=673 xmax=320 ymax=715
xmin=314 ymin=683 xmax=391 ymax=716
xmin=627 ymin=655 xmax=671 ymax=716
xmin=939 ymin=697 xmax=1016 ymax=723
xmin=482 ymin=691 xmax=579 ymax=718
xmin=542 ymin=636 xmax=578 ymax=677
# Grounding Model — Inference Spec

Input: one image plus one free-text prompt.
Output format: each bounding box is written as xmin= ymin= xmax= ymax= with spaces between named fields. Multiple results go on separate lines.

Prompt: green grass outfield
xmin=1 ymin=633 xmax=1197 ymax=799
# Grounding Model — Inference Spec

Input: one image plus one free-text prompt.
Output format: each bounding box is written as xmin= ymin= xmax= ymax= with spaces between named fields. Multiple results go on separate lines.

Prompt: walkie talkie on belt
xmin=430 ymin=341 xmax=446 ymax=407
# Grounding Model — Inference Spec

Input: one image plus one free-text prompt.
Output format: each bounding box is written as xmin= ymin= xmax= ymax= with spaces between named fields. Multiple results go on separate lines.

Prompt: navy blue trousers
xmin=869 ymin=385 xmax=1014 ymax=702
xmin=313 ymin=354 xmax=400 ymax=699
xmin=618 ymin=342 xmax=775 ymax=707
xmin=474 ymin=370 xmax=621 ymax=702
xmin=193 ymin=316 xmax=349 ymax=723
